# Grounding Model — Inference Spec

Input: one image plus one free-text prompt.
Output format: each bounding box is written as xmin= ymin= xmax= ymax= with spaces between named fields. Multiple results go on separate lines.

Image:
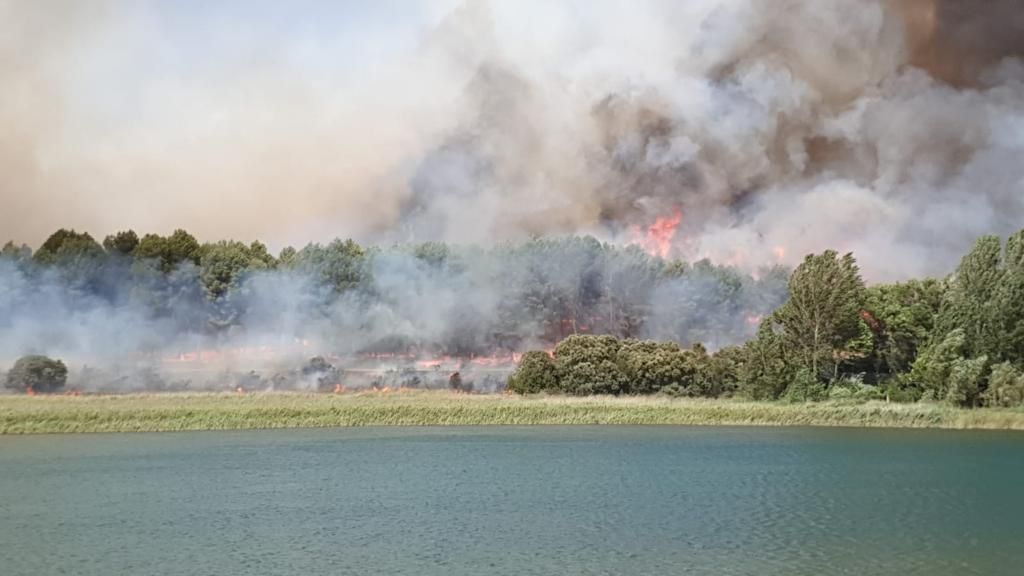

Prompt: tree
xmin=507 ymin=351 xmax=558 ymax=394
xmin=295 ymin=239 xmax=369 ymax=294
xmin=702 ymin=345 xmax=744 ymax=398
xmin=31 ymin=229 xmax=108 ymax=297
xmin=199 ymin=241 xmax=273 ymax=300
xmin=910 ymin=328 xmax=989 ymax=406
xmin=863 ymin=279 xmax=945 ymax=381
xmin=103 ymin=230 xmax=140 ymax=256
xmin=773 ymin=251 xmax=867 ymax=382
xmin=992 ymin=229 xmax=1024 ymax=365
xmin=1 ymin=241 xmax=32 ymax=261
xmin=34 ymin=229 xmax=103 ymax=263
xmin=737 ymin=320 xmax=793 ymax=400
xmin=134 ymin=229 xmax=201 ymax=273
xmin=5 ymin=355 xmax=68 ymax=393
xmin=984 ymin=362 xmax=1024 ymax=407
xmin=946 ymin=355 xmax=988 ymax=408
xmin=932 ymin=236 xmax=1003 ymax=360
xmin=277 ymin=246 xmax=298 ymax=268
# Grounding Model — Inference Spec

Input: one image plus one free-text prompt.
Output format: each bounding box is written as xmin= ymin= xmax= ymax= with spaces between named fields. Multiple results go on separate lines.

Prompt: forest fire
xmin=633 ymin=210 xmax=683 ymax=258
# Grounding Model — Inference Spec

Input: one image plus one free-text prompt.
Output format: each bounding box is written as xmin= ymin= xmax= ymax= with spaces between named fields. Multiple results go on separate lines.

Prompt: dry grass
xmin=2 ymin=389 xmax=1023 ymax=434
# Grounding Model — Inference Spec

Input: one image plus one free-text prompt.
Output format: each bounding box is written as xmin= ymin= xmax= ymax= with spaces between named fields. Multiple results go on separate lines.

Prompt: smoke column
xmin=2 ymin=0 xmax=1024 ymax=389
xmin=2 ymin=0 xmax=1023 ymax=280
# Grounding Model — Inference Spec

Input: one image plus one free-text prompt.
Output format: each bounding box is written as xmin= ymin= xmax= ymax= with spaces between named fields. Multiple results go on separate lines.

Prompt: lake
xmin=1 ymin=426 xmax=1022 ymax=575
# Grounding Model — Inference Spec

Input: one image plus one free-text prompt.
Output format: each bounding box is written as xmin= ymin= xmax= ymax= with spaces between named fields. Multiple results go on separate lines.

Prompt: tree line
xmin=510 ymin=230 xmax=1024 ymax=408
xmin=1 ymin=229 xmax=787 ymax=358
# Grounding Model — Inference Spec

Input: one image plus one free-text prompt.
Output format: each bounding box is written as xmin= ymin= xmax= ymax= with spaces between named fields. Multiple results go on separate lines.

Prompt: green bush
xmin=617 ymin=340 xmax=690 ymax=395
xmin=828 ymin=376 xmax=885 ymax=402
xmin=983 ymin=362 xmax=1024 ymax=407
xmin=554 ymin=335 xmax=628 ymax=395
xmin=781 ymin=369 xmax=827 ymax=403
xmin=5 ymin=355 xmax=68 ymax=394
xmin=507 ymin=351 xmax=558 ymax=394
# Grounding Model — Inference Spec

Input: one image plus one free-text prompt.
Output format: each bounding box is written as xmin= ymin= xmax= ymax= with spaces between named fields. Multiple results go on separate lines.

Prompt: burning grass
xmin=2 ymin=390 xmax=1024 ymax=434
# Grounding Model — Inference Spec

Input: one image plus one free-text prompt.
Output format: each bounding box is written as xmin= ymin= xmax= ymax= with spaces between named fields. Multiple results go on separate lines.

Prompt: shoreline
xmin=3 ymin=390 xmax=1024 ymax=434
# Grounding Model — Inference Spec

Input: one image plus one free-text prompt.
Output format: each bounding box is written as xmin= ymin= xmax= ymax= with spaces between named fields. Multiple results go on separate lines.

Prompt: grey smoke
xmin=2 ymin=0 xmax=1024 ymax=388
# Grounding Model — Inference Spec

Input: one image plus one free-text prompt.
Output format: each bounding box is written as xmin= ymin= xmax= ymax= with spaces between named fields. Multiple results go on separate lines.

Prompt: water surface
xmin=1 ymin=426 xmax=1022 ymax=575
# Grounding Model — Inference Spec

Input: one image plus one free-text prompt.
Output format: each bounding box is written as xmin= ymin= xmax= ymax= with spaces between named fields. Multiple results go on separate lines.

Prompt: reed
xmin=2 ymin=390 xmax=1023 ymax=434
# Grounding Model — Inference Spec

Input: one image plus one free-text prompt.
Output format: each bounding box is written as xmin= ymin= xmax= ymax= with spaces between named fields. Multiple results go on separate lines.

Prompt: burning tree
xmin=5 ymin=355 xmax=68 ymax=394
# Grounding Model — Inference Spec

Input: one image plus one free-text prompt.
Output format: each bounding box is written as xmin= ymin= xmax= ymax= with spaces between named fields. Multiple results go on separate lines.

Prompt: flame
xmin=26 ymin=386 xmax=37 ymax=396
xmin=162 ymin=341 xmax=314 ymax=365
xmin=745 ymin=314 xmax=763 ymax=327
xmin=773 ymin=246 xmax=786 ymax=262
xmin=333 ymin=384 xmax=346 ymax=394
xmin=415 ymin=357 xmax=450 ymax=369
xmin=235 ymin=386 xmax=245 ymax=394
xmin=631 ymin=209 xmax=683 ymax=258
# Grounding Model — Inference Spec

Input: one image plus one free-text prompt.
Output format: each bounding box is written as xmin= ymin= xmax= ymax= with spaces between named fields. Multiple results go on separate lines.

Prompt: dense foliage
xmin=510 ymin=229 xmax=1024 ymax=408
xmin=7 ymin=225 xmax=1024 ymax=408
xmin=4 ymin=355 xmax=68 ymax=393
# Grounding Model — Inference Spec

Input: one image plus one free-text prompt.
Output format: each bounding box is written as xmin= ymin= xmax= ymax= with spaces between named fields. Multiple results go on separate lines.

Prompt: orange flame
xmin=642 ymin=210 xmax=683 ymax=258
xmin=630 ymin=209 xmax=683 ymax=258
xmin=26 ymin=386 xmax=37 ymax=396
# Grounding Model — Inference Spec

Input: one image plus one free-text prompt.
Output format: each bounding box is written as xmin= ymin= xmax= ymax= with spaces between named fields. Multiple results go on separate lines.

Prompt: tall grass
xmin=2 ymin=390 xmax=1023 ymax=434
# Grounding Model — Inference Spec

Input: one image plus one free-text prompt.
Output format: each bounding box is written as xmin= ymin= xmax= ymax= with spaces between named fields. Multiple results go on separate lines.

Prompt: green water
xmin=1 ymin=427 xmax=1022 ymax=576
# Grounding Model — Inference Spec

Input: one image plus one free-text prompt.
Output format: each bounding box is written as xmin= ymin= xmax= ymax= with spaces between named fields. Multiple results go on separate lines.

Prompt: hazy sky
xmin=1 ymin=0 xmax=459 ymax=247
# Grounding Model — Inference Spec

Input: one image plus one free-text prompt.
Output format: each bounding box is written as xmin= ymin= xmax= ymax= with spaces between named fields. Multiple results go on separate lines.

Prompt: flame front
xmin=631 ymin=209 xmax=683 ymax=258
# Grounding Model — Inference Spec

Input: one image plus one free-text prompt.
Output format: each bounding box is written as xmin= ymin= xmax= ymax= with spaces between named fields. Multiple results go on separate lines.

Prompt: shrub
xmin=781 ymin=369 xmax=827 ymax=403
xmin=5 ymin=355 xmax=68 ymax=394
xmin=945 ymin=355 xmax=988 ymax=407
xmin=617 ymin=340 xmax=690 ymax=395
xmin=507 ymin=351 xmax=558 ymax=394
xmin=983 ymin=362 xmax=1024 ymax=407
xmin=554 ymin=335 xmax=628 ymax=395
xmin=559 ymin=360 xmax=628 ymax=396
xmin=828 ymin=376 xmax=885 ymax=402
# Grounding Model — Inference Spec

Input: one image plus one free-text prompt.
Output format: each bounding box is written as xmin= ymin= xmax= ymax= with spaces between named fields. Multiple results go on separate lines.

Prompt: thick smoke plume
xmin=2 ymin=0 xmax=1023 ymax=279
xmin=2 ymin=1 xmax=1024 ymax=389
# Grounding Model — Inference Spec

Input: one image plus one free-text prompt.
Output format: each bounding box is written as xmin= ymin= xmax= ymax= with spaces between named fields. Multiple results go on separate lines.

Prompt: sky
xmin=1 ymin=0 xmax=459 ymax=247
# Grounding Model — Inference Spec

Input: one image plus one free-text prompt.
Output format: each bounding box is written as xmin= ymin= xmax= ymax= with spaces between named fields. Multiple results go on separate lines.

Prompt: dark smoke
xmin=2 ymin=0 xmax=1023 ymax=389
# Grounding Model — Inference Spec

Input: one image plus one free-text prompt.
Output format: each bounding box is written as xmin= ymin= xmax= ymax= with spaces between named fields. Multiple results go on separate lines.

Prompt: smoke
xmin=2 ymin=0 xmax=1023 ymax=280
xmin=2 ymin=0 xmax=1024 ymax=389
xmin=0 ymin=238 xmax=788 ymax=391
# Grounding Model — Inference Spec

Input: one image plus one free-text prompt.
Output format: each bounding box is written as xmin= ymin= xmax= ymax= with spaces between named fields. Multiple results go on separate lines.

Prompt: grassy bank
xmin=2 ymin=390 xmax=1024 ymax=434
